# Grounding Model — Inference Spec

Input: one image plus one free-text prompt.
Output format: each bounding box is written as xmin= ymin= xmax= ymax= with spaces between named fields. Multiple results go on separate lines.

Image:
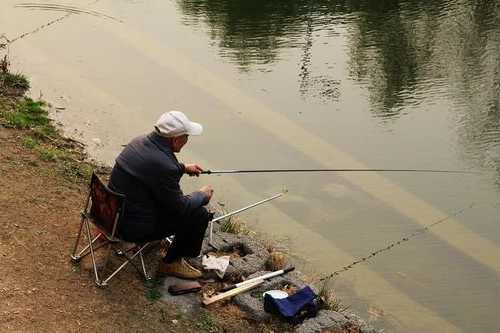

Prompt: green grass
xmin=0 ymin=55 xmax=30 ymax=93
xmin=38 ymin=146 xmax=59 ymax=161
xmin=22 ymin=135 xmax=93 ymax=181
xmin=0 ymin=61 xmax=95 ymax=184
xmin=5 ymin=98 xmax=49 ymax=129
xmin=0 ymin=72 xmax=30 ymax=91
xmin=34 ymin=123 xmax=58 ymax=137
xmin=7 ymin=99 xmax=94 ymax=183
xmin=196 ymin=311 xmax=220 ymax=333
xmin=22 ymin=136 xmax=39 ymax=149
xmin=61 ymin=160 xmax=93 ymax=181
xmin=36 ymin=146 xmax=93 ymax=181
xmin=144 ymin=277 xmax=163 ymax=302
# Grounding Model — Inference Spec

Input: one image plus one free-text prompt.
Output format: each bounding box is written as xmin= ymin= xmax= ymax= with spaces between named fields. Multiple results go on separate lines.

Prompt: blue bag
xmin=264 ymin=286 xmax=319 ymax=324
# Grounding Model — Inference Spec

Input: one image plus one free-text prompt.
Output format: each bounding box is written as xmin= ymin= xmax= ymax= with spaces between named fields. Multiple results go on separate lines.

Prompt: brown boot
xmin=158 ymin=258 xmax=202 ymax=279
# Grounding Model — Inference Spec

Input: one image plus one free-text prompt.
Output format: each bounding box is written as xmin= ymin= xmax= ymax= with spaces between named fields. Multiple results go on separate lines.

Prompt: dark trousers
xmin=159 ymin=206 xmax=210 ymax=263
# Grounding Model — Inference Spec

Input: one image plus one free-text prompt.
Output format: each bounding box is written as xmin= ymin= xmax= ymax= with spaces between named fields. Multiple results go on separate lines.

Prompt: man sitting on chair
xmin=108 ymin=111 xmax=213 ymax=279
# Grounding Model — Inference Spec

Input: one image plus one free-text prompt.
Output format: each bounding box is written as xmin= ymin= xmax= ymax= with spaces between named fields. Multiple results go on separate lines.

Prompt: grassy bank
xmin=1 ymin=55 xmax=95 ymax=183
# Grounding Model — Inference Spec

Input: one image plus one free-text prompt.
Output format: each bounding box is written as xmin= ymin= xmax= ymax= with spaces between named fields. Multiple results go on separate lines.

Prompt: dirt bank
xmin=0 ymin=124 xmax=191 ymax=332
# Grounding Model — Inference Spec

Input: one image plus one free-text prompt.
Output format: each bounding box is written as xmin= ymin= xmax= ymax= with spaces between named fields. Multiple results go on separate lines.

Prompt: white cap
xmin=154 ymin=111 xmax=203 ymax=137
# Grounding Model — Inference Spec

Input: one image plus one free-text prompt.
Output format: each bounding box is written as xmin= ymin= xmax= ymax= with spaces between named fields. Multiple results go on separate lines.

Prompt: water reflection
xmin=177 ymin=0 xmax=345 ymax=103
xmin=429 ymin=1 xmax=500 ymax=174
xmin=345 ymin=1 xmax=441 ymax=115
xmin=176 ymin=0 xmax=309 ymax=70
xmin=178 ymin=0 xmax=500 ymax=172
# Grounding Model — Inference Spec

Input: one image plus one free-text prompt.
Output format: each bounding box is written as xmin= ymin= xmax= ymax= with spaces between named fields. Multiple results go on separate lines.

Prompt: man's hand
xmin=200 ymin=185 xmax=214 ymax=202
xmin=185 ymin=163 xmax=203 ymax=177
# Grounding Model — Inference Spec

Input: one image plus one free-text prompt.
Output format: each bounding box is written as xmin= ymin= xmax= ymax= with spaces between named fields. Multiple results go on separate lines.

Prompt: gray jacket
xmin=109 ymin=131 xmax=208 ymax=241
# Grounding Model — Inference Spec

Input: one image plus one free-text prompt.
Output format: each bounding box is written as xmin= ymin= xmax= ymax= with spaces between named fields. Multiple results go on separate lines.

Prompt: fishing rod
xmin=219 ymin=267 xmax=295 ymax=292
xmin=315 ymin=202 xmax=475 ymax=283
xmin=203 ymin=267 xmax=296 ymax=305
xmin=202 ymin=168 xmax=477 ymax=175
xmin=208 ymin=191 xmax=286 ymax=247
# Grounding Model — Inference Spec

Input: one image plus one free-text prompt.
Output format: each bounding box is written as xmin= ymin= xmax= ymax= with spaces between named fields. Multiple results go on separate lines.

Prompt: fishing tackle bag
xmin=264 ymin=286 xmax=319 ymax=324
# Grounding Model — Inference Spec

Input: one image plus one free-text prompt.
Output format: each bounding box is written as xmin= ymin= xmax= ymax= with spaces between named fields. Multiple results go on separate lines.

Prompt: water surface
xmin=2 ymin=0 xmax=499 ymax=331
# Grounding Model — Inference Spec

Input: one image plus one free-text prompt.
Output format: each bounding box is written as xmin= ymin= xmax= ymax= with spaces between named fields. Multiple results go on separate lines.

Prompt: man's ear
xmin=167 ymin=137 xmax=176 ymax=147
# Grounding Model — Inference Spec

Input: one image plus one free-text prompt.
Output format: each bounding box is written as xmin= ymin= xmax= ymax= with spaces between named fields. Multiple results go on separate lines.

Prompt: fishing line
xmin=7 ymin=0 xmax=108 ymax=46
xmin=15 ymin=3 xmax=123 ymax=22
xmin=316 ymin=202 xmax=476 ymax=282
xmin=7 ymin=14 xmax=72 ymax=45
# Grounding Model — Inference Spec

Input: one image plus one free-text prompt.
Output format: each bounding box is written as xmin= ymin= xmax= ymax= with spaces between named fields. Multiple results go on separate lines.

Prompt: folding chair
xmin=70 ymin=172 xmax=151 ymax=287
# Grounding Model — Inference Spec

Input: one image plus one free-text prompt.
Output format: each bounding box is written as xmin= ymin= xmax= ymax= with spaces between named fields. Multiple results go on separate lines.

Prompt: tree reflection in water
xmin=178 ymin=0 xmax=500 ymax=176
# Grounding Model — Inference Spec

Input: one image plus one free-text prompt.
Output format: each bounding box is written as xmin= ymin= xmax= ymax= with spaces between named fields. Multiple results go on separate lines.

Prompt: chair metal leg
xmin=70 ymin=216 xmax=85 ymax=262
xmin=71 ymin=217 xmax=153 ymax=286
xmin=139 ymin=246 xmax=150 ymax=280
xmin=72 ymin=193 xmax=91 ymax=262
xmin=115 ymin=243 xmax=140 ymax=257
xmin=72 ymin=233 xmax=104 ymax=262
xmin=100 ymin=243 xmax=149 ymax=286
xmin=84 ymin=219 xmax=102 ymax=286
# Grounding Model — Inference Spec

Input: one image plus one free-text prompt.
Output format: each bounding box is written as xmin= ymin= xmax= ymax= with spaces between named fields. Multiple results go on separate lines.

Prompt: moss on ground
xmin=196 ymin=311 xmax=221 ymax=333
xmin=4 ymin=98 xmax=49 ymax=129
xmin=0 ymin=76 xmax=96 ymax=183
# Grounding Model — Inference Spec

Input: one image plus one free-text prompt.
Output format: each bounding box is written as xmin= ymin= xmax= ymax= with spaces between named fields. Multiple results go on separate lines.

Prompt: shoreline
xmin=0 ymin=62 xmax=380 ymax=332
